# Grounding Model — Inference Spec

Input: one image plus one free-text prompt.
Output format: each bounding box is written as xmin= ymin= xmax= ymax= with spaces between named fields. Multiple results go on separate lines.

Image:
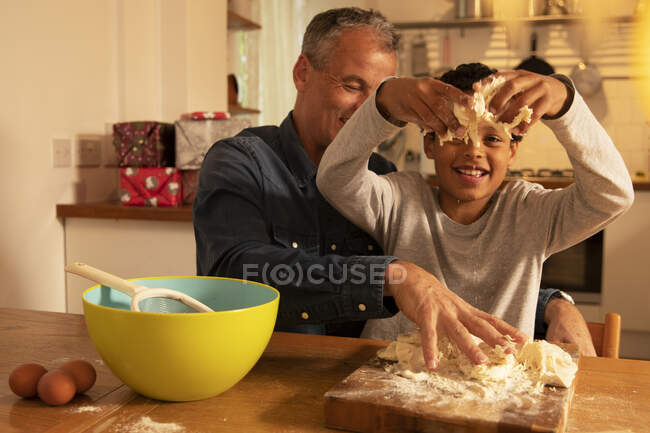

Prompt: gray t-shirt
xmin=316 ymin=84 xmax=633 ymax=339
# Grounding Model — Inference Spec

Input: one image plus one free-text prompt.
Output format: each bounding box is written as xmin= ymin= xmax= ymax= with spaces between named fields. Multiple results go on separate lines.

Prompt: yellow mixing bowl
xmin=82 ymin=276 xmax=279 ymax=401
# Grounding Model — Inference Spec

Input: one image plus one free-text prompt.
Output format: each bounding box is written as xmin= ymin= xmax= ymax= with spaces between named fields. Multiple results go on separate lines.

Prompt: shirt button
xmin=301 ymin=312 xmax=309 ymax=320
xmin=367 ymin=244 xmax=374 ymax=251
xmin=330 ymin=244 xmax=337 ymax=251
xmin=291 ymin=242 xmax=298 ymax=248
xmin=358 ymin=304 xmax=367 ymax=312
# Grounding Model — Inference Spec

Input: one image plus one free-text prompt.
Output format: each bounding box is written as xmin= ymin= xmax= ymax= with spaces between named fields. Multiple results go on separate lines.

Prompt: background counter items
xmin=120 ymin=167 xmax=182 ymax=207
xmin=112 ymin=115 xmax=251 ymax=206
xmin=175 ymin=117 xmax=251 ymax=170
xmin=113 ymin=121 xmax=175 ymax=167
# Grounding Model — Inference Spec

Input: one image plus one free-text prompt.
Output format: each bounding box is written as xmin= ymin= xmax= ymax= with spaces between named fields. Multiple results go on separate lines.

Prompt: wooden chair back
xmin=587 ymin=312 xmax=621 ymax=358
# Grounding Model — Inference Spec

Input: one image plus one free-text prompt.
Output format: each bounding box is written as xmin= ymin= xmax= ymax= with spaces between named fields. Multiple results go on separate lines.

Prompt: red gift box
xmin=180 ymin=111 xmax=230 ymax=120
xmin=119 ymin=167 xmax=182 ymax=207
xmin=181 ymin=170 xmax=200 ymax=205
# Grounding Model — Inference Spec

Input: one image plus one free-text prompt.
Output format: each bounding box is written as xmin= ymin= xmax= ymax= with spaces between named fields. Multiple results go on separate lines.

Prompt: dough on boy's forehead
xmin=377 ymin=332 xmax=577 ymax=400
xmin=431 ymin=75 xmax=533 ymax=146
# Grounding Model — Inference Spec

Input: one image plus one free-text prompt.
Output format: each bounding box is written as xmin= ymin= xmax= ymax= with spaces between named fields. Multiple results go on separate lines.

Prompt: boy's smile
xmin=453 ymin=164 xmax=490 ymax=183
xmin=424 ymin=122 xmax=519 ymax=224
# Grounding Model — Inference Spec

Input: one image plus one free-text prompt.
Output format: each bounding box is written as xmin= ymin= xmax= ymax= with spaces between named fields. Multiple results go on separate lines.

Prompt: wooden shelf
xmin=56 ymin=202 xmax=192 ymax=222
xmin=229 ymin=104 xmax=261 ymax=115
xmin=227 ymin=10 xmax=261 ymax=31
xmin=394 ymin=14 xmax=637 ymax=30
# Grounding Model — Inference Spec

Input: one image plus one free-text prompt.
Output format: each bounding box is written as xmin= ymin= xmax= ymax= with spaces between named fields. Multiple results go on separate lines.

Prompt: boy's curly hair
xmin=433 ymin=63 xmax=522 ymax=142
xmin=438 ymin=62 xmax=497 ymax=90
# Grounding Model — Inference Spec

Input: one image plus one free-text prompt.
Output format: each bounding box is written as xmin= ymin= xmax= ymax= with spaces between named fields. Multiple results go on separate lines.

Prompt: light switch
xmin=52 ymin=138 xmax=72 ymax=168
xmin=76 ymin=134 xmax=102 ymax=167
xmin=102 ymin=122 xmax=118 ymax=167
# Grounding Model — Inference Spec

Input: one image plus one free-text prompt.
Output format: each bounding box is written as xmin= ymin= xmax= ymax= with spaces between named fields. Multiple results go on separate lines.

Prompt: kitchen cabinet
xmin=59 ymin=213 xmax=195 ymax=314
xmin=593 ymin=189 xmax=650 ymax=359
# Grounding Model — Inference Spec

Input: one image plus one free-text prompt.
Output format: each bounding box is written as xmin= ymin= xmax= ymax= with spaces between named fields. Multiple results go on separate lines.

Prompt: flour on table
xmin=118 ymin=416 xmax=185 ymax=433
xmin=377 ymin=332 xmax=577 ymax=401
xmin=70 ymin=405 xmax=102 ymax=413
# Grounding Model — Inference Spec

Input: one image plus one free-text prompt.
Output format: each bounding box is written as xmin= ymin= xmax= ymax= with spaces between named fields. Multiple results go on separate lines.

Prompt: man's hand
xmin=376 ymin=77 xmax=473 ymax=138
xmin=480 ymin=70 xmax=569 ymax=135
xmin=384 ymin=260 xmax=528 ymax=370
xmin=544 ymin=298 xmax=597 ymax=357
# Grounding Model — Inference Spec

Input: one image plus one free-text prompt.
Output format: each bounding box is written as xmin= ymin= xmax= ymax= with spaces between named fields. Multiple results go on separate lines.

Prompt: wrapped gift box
xmin=181 ymin=170 xmax=200 ymax=205
xmin=180 ymin=111 xmax=230 ymax=120
xmin=175 ymin=118 xmax=251 ymax=169
xmin=113 ymin=121 xmax=175 ymax=167
xmin=119 ymin=167 xmax=182 ymax=207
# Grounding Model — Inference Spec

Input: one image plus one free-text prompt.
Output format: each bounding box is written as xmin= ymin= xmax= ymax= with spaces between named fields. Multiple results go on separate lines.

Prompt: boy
xmin=316 ymin=63 xmax=633 ymax=342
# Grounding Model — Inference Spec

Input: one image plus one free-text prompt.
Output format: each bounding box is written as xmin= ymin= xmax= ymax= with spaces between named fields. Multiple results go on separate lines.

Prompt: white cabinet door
xmin=601 ymin=191 xmax=650 ymax=333
xmin=64 ymin=218 xmax=196 ymax=314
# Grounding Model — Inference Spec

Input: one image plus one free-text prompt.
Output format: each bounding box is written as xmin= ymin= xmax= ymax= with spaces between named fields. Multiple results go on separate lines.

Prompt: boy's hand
xmin=481 ymin=70 xmax=569 ymax=135
xmin=384 ymin=260 xmax=528 ymax=370
xmin=376 ymin=77 xmax=473 ymax=138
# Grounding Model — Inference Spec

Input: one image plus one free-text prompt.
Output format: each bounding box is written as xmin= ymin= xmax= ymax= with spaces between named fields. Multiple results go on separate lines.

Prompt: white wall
xmin=0 ymin=1 xmax=118 ymax=312
xmin=0 ymin=0 xmax=227 ymax=312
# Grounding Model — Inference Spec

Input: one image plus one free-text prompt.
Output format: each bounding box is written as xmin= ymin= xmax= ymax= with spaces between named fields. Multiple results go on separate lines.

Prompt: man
xmin=193 ymin=7 xmax=595 ymax=369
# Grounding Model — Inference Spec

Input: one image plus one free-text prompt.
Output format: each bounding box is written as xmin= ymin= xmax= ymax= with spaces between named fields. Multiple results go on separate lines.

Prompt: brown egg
xmin=37 ymin=370 xmax=76 ymax=406
xmin=58 ymin=360 xmax=96 ymax=394
xmin=8 ymin=363 xmax=47 ymax=398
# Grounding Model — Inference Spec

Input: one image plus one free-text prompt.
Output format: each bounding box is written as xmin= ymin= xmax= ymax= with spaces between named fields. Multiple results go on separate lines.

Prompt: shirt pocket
xmin=272 ymin=224 xmax=320 ymax=256
xmin=344 ymin=229 xmax=382 ymax=256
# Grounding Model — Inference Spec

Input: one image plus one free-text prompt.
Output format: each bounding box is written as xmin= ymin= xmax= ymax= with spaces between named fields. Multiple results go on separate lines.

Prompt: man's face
xmin=424 ymin=120 xmax=519 ymax=206
xmin=294 ymin=28 xmax=397 ymax=152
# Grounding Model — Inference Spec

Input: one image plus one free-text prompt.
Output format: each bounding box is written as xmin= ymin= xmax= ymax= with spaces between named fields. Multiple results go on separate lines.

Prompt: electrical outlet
xmin=102 ymin=122 xmax=118 ymax=167
xmin=76 ymin=134 xmax=102 ymax=167
xmin=52 ymin=138 xmax=72 ymax=168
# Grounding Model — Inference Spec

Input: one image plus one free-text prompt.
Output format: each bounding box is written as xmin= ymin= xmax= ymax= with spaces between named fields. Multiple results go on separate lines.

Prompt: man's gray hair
xmin=301 ymin=7 xmax=400 ymax=71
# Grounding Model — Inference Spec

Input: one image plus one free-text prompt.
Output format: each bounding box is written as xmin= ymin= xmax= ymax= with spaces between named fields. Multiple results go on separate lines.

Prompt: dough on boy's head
xmin=425 ymin=63 xmax=527 ymax=147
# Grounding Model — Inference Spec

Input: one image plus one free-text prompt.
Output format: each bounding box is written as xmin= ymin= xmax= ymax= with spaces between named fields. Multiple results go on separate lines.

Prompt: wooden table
xmin=1 ymin=308 xmax=649 ymax=433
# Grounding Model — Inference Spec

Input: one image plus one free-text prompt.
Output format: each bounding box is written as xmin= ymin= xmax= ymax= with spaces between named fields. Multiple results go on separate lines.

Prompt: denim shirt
xmin=193 ymin=112 xmax=398 ymax=336
xmin=193 ymin=112 xmax=555 ymax=337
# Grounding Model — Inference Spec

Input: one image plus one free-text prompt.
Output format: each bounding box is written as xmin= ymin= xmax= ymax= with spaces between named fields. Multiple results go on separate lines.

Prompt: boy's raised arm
xmin=317 ymin=77 xmax=527 ymax=370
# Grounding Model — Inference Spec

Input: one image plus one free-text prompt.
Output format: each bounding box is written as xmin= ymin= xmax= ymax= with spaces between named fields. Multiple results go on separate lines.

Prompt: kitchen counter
xmin=55 ymin=178 xmax=650 ymax=223
xmin=1 ymin=308 xmax=649 ymax=433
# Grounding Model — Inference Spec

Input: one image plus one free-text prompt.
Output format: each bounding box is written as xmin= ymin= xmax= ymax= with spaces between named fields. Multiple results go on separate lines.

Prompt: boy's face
xmin=424 ymin=119 xmax=519 ymax=205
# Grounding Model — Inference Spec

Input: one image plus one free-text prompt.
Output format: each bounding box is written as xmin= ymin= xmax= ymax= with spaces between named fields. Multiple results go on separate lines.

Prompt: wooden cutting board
xmin=324 ymin=345 xmax=579 ymax=433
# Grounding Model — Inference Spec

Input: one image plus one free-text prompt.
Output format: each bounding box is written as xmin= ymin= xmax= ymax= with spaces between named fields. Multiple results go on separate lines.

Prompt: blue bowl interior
xmin=84 ymin=277 xmax=278 ymax=313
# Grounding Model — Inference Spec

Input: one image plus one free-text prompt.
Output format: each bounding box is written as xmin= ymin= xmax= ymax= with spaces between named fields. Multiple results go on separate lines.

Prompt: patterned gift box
xmin=175 ymin=118 xmax=251 ymax=169
xmin=113 ymin=121 xmax=175 ymax=167
xmin=181 ymin=170 xmax=200 ymax=205
xmin=119 ymin=167 xmax=182 ymax=207
xmin=180 ymin=111 xmax=230 ymax=120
